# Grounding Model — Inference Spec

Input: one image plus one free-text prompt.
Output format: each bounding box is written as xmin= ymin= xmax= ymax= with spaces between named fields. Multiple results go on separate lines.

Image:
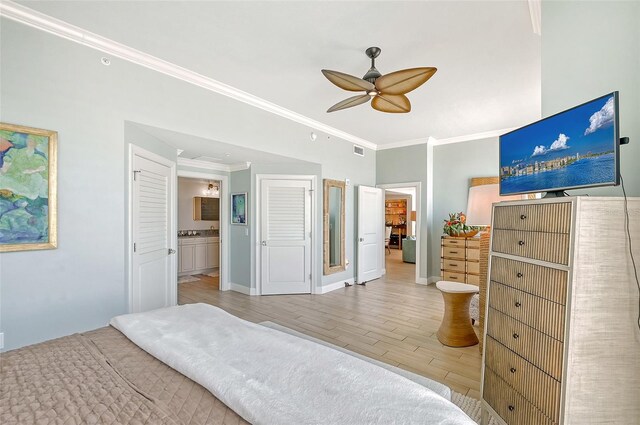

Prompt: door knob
xmin=261 ymin=241 xmax=267 ymax=246
xmin=359 ymin=238 xmax=364 ymax=242
xmin=168 ymin=248 xmax=176 ymax=255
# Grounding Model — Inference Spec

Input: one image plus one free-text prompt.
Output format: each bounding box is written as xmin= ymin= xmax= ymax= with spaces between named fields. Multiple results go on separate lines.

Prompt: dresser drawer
xmin=490 ymin=256 xmax=568 ymax=304
xmin=443 ymin=271 xmax=465 ymax=283
xmin=466 ymin=247 xmax=480 ymax=261
xmin=443 ymin=258 xmax=465 ymax=273
xmin=492 ymin=229 xmax=570 ymax=265
xmin=485 ymin=337 xmax=561 ymax=422
xmin=493 ymin=202 xmax=572 ymax=233
xmin=483 ymin=368 xmax=556 ymax=425
xmin=487 ymin=308 xmax=564 ymax=380
xmin=489 ymin=282 xmax=566 ymax=341
xmin=466 ymin=261 xmax=480 ymax=275
xmin=442 ymin=246 xmax=465 ymax=259
xmin=466 ymin=274 xmax=479 ymax=285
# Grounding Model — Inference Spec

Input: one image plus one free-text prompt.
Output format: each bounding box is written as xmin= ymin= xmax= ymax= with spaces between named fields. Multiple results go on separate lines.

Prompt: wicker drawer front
xmin=442 ymin=246 xmax=465 ymax=259
xmin=467 ymin=261 xmax=480 ymax=275
xmin=443 ymin=259 xmax=465 ymax=273
xmin=485 ymin=337 xmax=561 ymax=422
xmin=484 ymin=368 xmax=556 ymax=425
xmin=493 ymin=202 xmax=572 ymax=233
xmin=490 ymin=256 xmax=568 ymax=304
xmin=442 ymin=238 xmax=466 ymax=248
xmin=443 ymin=271 xmax=465 ymax=283
xmin=466 ymin=274 xmax=479 ymax=285
xmin=466 ymin=248 xmax=480 ymax=261
xmin=487 ymin=308 xmax=564 ymax=380
xmin=489 ymin=282 xmax=566 ymax=341
xmin=492 ymin=229 xmax=570 ymax=265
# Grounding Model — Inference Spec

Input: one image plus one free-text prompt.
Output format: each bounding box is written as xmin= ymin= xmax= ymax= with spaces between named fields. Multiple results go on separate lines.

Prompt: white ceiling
xmin=24 ymin=1 xmax=542 ymax=146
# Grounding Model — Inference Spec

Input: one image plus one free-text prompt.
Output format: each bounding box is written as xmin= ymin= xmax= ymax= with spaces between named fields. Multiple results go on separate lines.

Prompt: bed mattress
xmin=0 ymin=326 xmax=248 ymax=425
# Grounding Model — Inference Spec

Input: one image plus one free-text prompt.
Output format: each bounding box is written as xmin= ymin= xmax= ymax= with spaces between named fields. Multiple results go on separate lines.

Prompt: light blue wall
xmin=542 ymin=1 xmax=640 ymax=197
xmin=431 ymin=137 xmax=499 ymax=278
xmin=0 ymin=20 xmax=374 ymax=350
xmin=229 ymin=169 xmax=251 ymax=287
xmin=376 ymin=144 xmax=429 ymax=279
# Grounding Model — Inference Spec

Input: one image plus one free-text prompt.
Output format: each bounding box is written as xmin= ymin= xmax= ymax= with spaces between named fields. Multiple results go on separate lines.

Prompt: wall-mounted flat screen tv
xmin=500 ymin=92 xmax=619 ymax=196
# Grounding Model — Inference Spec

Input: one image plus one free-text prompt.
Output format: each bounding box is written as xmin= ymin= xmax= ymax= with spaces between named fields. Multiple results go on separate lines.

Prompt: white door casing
xmin=260 ymin=178 xmax=312 ymax=295
xmin=357 ymin=185 xmax=384 ymax=284
xmin=130 ymin=145 xmax=176 ymax=313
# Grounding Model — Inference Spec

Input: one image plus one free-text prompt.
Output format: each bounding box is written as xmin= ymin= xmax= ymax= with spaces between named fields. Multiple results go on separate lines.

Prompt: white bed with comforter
xmin=111 ymin=303 xmax=476 ymax=425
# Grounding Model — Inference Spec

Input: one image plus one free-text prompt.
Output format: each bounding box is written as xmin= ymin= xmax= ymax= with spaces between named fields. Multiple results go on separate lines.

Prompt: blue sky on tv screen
xmin=500 ymin=94 xmax=616 ymax=168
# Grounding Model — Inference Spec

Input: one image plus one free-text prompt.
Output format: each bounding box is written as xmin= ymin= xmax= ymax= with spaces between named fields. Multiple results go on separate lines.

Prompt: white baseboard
xmin=381 ymin=268 xmax=386 ymax=275
xmin=415 ymin=277 xmax=429 ymax=285
xmin=230 ymin=282 xmax=257 ymax=296
xmin=319 ymin=278 xmax=354 ymax=294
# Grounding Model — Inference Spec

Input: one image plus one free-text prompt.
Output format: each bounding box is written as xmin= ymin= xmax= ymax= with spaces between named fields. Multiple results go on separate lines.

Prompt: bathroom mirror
xmin=323 ymin=179 xmax=346 ymax=275
xmin=193 ymin=197 xmax=220 ymax=221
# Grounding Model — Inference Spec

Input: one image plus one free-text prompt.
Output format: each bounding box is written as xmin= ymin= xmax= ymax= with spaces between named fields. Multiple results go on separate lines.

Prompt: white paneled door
xmin=357 ymin=185 xmax=384 ymax=284
xmin=132 ymin=148 xmax=175 ymax=313
xmin=260 ymin=178 xmax=312 ymax=295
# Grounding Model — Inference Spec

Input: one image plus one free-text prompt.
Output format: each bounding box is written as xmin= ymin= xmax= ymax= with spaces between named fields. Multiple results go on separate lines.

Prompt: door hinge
xmin=133 ymin=170 xmax=141 ymax=181
xmin=133 ymin=242 xmax=137 ymax=252
xmin=309 ymin=273 xmax=312 ymax=280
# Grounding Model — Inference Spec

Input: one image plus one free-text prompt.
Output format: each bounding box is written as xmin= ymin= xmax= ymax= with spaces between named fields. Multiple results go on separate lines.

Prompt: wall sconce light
xmin=203 ymin=182 xmax=219 ymax=197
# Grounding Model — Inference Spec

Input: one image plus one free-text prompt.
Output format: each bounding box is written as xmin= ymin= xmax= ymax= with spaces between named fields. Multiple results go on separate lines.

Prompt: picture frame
xmin=0 ymin=122 xmax=58 ymax=252
xmin=231 ymin=192 xmax=247 ymax=225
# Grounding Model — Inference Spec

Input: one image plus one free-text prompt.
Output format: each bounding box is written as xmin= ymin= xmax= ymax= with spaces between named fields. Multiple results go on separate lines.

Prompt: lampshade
xmin=410 ymin=210 xmax=416 ymax=221
xmin=466 ymin=182 xmax=521 ymax=226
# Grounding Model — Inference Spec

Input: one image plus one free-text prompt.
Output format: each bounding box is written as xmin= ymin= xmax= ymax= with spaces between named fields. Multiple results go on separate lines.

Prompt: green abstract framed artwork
xmin=0 ymin=123 xmax=57 ymax=252
xmin=231 ymin=192 xmax=247 ymax=225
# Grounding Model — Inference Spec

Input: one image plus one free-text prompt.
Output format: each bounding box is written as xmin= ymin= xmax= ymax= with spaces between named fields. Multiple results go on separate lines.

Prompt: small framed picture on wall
xmin=231 ymin=192 xmax=247 ymax=225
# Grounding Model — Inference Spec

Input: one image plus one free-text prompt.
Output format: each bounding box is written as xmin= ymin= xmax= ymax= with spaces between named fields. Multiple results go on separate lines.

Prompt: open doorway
xmin=177 ymin=177 xmax=222 ymax=297
xmin=377 ymin=183 xmax=421 ymax=284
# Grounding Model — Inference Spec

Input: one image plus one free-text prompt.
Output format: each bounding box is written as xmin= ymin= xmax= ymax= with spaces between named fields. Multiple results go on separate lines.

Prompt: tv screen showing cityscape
xmin=500 ymin=92 xmax=619 ymax=195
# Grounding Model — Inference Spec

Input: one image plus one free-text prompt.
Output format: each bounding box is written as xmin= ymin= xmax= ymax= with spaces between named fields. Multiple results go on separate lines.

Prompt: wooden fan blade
xmin=371 ymin=94 xmax=411 ymax=113
xmin=375 ymin=67 xmax=437 ymax=95
xmin=327 ymin=94 xmax=371 ymax=112
xmin=322 ymin=69 xmax=375 ymax=92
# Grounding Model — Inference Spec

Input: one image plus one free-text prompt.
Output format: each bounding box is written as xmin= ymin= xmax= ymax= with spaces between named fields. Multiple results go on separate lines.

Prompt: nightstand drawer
xmin=483 ymin=368 xmax=556 ymax=425
xmin=489 ymin=282 xmax=566 ymax=341
xmin=442 ymin=246 xmax=465 ymax=259
xmin=485 ymin=337 xmax=561 ymax=422
xmin=466 ymin=274 xmax=479 ymax=285
xmin=487 ymin=308 xmax=564 ymax=380
xmin=492 ymin=229 xmax=570 ymax=265
xmin=493 ymin=202 xmax=571 ymax=233
xmin=490 ymin=256 xmax=568 ymax=304
xmin=442 ymin=238 xmax=466 ymax=248
xmin=443 ymin=258 xmax=465 ymax=273
xmin=466 ymin=261 xmax=480 ymax=275
xmin=443 ymin=271 xmax=465 ymax=283
xmin=466 ymin=247 xmax=480 ymax=261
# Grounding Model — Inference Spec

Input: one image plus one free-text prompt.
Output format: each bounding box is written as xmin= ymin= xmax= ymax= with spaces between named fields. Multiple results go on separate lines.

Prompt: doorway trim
xmin=177 ymin=170 xmax=230 ymax=292
xmin=255 ymin=174 xmax=317 ymax=295
xmin=376 ymin=181 xmax=423 ymax=285
xmin=127 ymin=144 xmax=178 ymax=313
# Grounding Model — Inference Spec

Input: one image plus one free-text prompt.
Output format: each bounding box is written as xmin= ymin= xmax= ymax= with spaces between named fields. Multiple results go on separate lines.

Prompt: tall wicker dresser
xmin=481 ymin=197 xmax=640 ymax=425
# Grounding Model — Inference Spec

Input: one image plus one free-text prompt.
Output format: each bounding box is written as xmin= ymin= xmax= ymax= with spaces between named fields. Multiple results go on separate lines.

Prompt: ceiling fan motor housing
xmin=363 ymin=47 xmax=382 ymax=83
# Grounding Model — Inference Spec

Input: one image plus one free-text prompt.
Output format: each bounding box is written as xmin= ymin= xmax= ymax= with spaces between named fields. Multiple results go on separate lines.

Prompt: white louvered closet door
xmin=260 ymin=179 xmax=312 ymax=295
xmin=132 ymin=153 xmax=174 ymax=313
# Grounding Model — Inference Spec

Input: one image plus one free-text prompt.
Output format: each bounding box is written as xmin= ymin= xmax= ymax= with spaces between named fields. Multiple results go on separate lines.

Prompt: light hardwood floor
xmin=178 ymin=249 xmax=482 ymax=398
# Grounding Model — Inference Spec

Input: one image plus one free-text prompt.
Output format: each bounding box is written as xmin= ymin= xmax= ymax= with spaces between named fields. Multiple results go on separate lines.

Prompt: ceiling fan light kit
xmin=322 ymin=47 xmax=437 ymax=114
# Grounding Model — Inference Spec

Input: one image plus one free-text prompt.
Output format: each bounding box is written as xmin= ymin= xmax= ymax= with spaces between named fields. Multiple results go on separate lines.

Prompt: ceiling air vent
xmin=353 ymin=145 xmax=365 ymax=157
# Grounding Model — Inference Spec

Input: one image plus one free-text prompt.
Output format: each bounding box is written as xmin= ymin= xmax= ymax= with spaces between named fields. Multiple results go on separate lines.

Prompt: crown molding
xmin=430 ymin=127 xmax=515 ymax=146
xmin=177 ymin=157 xmax=250 ymax=172
xmin=376 ymin=137 xmax=430 ymax=151
xmin=527 ymin=0 xmax=542 ymax=36
xmin=0 ymin=0 xmax=377 ymax=151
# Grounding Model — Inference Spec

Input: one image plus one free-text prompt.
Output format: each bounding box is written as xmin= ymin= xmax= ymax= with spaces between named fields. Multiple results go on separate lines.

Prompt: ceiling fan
xmin=321 ymin=47 xmax=437 ymax=114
